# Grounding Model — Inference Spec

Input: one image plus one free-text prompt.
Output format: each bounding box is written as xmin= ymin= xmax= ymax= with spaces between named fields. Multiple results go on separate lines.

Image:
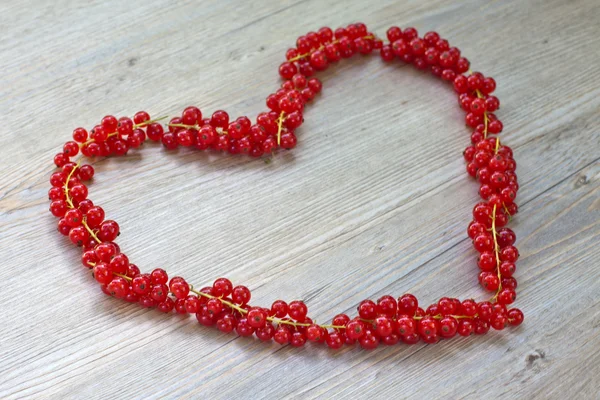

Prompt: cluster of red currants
xmin=47 ymin=22 xmax=523 ymax=350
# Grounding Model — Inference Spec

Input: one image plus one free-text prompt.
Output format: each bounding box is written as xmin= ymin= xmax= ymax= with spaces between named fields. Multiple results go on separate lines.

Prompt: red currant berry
xmin=288 ymin=300 xmax=308 ymax=321
xmin=247 ymin=308 xmax=267 ymax=328
xmin=357 ymin=299 xmax=377 ymax=319
xmin=231 ymin=285 xmax=251 ymax=305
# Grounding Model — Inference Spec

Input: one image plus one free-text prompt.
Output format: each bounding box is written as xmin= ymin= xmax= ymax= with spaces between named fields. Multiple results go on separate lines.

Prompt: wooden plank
xmin=0 ymin=0 xmax=599 ymax=398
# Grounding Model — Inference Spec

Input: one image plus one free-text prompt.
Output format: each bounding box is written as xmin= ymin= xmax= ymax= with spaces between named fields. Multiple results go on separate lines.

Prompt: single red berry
xmin=69 ymin=183 xmax=88 ymax=202
xmin=256 ymin=323 xmax=275 ymax=341
xmin=418 ymin=317 xmax=439 ymax=337
xmin=439 ymin=316 xmax=458 ymax=338
xmin=357 ymin=299 xmax=377 ymax=319
xmin=72 ymin=127 xmax=88 ymax=142
xmin=326 ymin=331 xmax=344 ymax=349
xmin=133 ymin=111 xmax=150 ymax=125
xmin=97 ymin=220 xmax=119 ymax=242
xmin=358 ymin=328 xmax=379 ymax=350
xmin=170 ymin=278 xmax=190 ymax=299
xmin=290 ymin=331 xmax=307 ymax=347
xmin=279 ymin=62 xmax=298 ymax=80
xmin=214 ymin=314 xmax=235 ymax=333
xmin=398 ymin=294 xmax=418 ymax=315
xmin=182 ymin=295 xmax=200 ymax=314
xmin=210 ymin=110 xmax=229 ymax=129
xmin=490 ymin=313 xmax=508 ymax=330
xmin=306 ymin=324 xmax=325 ymax=342
xmin=375 ymin=316 xmax=394 ymax=337
xmin=274 ymin=326 xmax=291 ymax=344
xmin=68 ymin=226 xmax=89 ymax=246
xmin=157 ymin=298 xmax=175 ymax=313
xmin=206 ymin=298 xmax=223 ymax=316
xmin=376 ymin=295 xmax=398 ymax=317
xmin=231 ymin=285 xmax=251 ymax=305
xmin=64 ymin=208 xmax=83 ymax=227
xmin=108 ymin=253 xmax=129 ymax=275
xmin=288 ymin=300 xmax=308 ymax=321
xmin=132 ymin=274 xmax=151 ymax=294
xmin=106 ymin=277 xmax=129 ymax=298
xmin=497 ymin=288 xmax=517 ymax=305
xmin=150 ymin=268 xmax=168 ymax=285
xmin=270 ymin=300 xmax=288 ymax=318
xmin=345 ymin=319 xmax=365 ymax=339
xmin=93 ymin=263 xmax=112 ymax=285
xmin=174 ymin=298 xmax=187 ymax=314
xmin=507 ymin=308 xmax=524 ymax=326
xmin=150 ymin=284 xmax=168 ymax=302
xmin=396 ymin=315 xmax=416 ymax=336
xmin=247 ymin=308 xmax=268 ymax=328
xmin=236 ymin=318 xmax=255 ymax=337
xmin=331 ymin=314 xmax=350 ymax=331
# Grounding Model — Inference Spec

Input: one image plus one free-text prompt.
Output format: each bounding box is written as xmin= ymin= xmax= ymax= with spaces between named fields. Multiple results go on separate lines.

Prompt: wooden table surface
xmin=1 ymin=0 xmax=599 ymax=398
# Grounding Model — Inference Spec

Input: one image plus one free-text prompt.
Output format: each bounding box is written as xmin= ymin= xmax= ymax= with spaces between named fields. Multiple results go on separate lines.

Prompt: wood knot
xmin=576 ymin=175 xmax=589 ymax=187
xmin=525 ymin=349 xmax=546 ymax=368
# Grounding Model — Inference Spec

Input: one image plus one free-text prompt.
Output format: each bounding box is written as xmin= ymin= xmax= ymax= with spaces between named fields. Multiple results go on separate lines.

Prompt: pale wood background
xmin=1 ymin=0 xmax=599 ymax=399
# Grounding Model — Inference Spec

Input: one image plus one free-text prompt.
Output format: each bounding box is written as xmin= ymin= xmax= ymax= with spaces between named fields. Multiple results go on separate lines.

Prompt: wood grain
xmin=1 ymin=0 xmax=599 ymax=398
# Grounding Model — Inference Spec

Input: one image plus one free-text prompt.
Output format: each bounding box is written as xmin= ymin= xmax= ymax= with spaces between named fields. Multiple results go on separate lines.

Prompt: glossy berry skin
xmin=439 ymin=317 xmax=458 ymax=338
xmin=170 ymin=278 xmax=190 ymax=299
xmin=359 ymin=328 xmax=379 ymax=350
xmin=377 ymin=295 xmax=398 ymax=317
xmin=507 ymin=308 xmax=524 ymax=326
xmin=290 ymin=331 xmax=307 ymax=347
xmin=68 ymin=226 xmax=89 ymax=246
xmin=398 ymin=294 xmax=419 ymax=315
xmin=357 ymin=300 xmax=377 ymax=319
xmin=270 ymin=300 xmax=288 ymax=318
xmin=375 ymin=316 xmax=394 ymax=337
xmin=418 ymin=317 xmax=439 ymax=337
xmin=306 ymin=324 xmax=325 ymax=342
xmin=47 ymin=24 xmax=522 ymax=350
xmin=97 ymin=220 xmax=119 ymax=242
xmin=396 ymin=315 xmax=416 ymax=336
xmin=232 ymin=286 xmax=251 ymax=305
xmin=247 ymin=308 xmax=267 ymax=328
xmin=274 ymin=326 xmax=291 ymax=344
xmin=346 ymin=319 xmax=365 ymax=340
xmin=132 ymin=275 xmax=151 ymax=294
xmin=288 ymin=300 xmax=308 ymax=321
xmin=326 ymin=332 xmax=344 ymax=349
xmin=213 ymin=278 xmax=233 ymax=297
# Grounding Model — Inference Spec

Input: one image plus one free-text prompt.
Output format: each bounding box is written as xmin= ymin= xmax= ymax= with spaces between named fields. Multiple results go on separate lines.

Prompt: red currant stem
xmin=63 ymin=160 xmax=81 ymax=208
xmin=503 ymin=202 xmax=513 ymax=222
xmin=276 ymin=111 xmax=285 ymax=146
xmin=494 ymin=137 xmax=500 ymax=154
xmin=114 ymin=272 xmax=132 ymax=281
xmin=82 ymin=218 xmax=102 ymax=244
xmin=478 ymin=111 xmax=490 ymax=139
xmin=490 ymin=204 xmax=503 ymax=301
xmin=168 ymin=123 xmax=199 ymax=129
xmin=288 ymin=35 xmax=376 ymax=62
xmin=134 ymin=115 xmax=169 ymax=128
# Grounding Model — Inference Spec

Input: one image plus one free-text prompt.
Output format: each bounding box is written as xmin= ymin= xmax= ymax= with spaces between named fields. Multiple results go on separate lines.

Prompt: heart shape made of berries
xmin=48 ymin=22 xmax=523 ymax=350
